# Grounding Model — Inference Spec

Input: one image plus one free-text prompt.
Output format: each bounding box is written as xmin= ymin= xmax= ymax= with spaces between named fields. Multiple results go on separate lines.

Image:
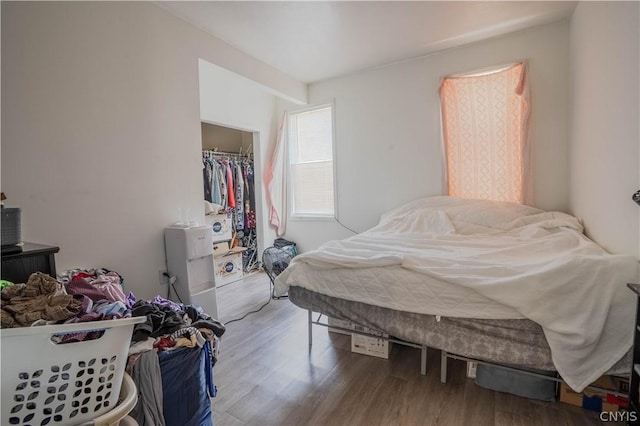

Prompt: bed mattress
xmin=278 ymin=262 xmax=522 ymax=320
xmin=276 ymin=196 xmax=638 ymax=391
xmin=288 ymin=286 xmax=631 ymax=376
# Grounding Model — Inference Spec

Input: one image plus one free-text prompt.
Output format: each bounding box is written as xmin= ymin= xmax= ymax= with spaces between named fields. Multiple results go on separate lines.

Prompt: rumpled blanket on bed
xmin=275 ymin=196 xmax=639 ymax=392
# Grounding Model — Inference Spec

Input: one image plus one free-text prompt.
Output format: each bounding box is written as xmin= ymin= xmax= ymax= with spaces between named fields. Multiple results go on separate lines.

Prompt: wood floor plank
xmin=494 ymin=391 xmax=538 ymax=418
xmin=461 ymin=380 xmax=496 ymax=426
xmin=394 ymin=376 xmax=441 ymax=425
xmin=212 ymin=408 xmax=246 ymax=426
xmin=495 ymin=411 xmax=534 ymax=426
xmin=309 ymin=356 xmax=390 ymax=426
xmin=426 ymin=382 xmax=469 ymax=425
xmin=533 ymin=404 xmax=570 ymax=426
xmin=227 ymin=341 xmax=347 ymax=424
xmin=356 ymin=375 xmax=411 ymax=426
xmin=277 ymin=354 xmax=359 ymax=426
xmin=226 ymin=373 xmax=298 ymax=423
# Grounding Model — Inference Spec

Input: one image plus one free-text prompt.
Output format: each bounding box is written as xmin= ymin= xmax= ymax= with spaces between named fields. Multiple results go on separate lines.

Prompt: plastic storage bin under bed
xmin=0 ymin=317 xmax=144 ymax=426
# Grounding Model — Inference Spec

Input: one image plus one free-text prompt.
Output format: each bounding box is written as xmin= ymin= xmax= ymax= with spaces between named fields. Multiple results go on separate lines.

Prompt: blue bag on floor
xmin=159 ymin=346 xmax=214 ymax=426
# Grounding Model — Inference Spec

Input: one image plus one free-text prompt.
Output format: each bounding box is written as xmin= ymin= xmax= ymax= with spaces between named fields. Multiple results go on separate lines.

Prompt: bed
xmin=274 ymin=196 xmax=639 ymax=392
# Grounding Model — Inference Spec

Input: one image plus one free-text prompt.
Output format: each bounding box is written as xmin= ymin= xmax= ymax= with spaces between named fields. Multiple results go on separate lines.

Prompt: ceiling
xmin=158 ymin=1 xmax=577 ymax=84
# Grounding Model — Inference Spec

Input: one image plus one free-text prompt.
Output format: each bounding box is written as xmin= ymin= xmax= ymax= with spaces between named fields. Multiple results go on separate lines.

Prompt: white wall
xmin=1 ymin=2 xmax=304 ymax=299
xmin=569 ymin=2 xmax=640 ymax=258
xmin=283 ymin=21 xmax=571 ymax=251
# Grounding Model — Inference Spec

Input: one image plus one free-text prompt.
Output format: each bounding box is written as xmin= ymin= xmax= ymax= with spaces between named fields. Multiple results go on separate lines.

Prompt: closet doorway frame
xmin=200 ymin=119 xmax=265 ymax=276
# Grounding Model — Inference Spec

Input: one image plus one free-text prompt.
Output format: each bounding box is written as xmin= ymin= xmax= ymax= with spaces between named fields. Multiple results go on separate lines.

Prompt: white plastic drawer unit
xmin=165 ymin=225 xmax=214 ymax=260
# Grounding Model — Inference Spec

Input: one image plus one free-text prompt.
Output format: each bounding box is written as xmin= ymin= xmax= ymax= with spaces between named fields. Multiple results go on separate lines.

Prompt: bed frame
xmin=306 ymin=310 xmax=628 ymax=399
xmin=308 ymin=311 xmax=429 ymax=375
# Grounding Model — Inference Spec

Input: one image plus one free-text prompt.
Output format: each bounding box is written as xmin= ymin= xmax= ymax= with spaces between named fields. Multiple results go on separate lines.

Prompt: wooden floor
xmin=213 ymin=272 xmax=616 ymax=426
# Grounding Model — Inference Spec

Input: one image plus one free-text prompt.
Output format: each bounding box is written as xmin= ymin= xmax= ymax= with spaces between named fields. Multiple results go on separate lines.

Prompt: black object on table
xmin=1 ymin=242 xmax=59 ymax=284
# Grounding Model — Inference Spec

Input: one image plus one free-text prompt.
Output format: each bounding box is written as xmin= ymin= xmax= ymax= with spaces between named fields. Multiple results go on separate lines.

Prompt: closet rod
xmin=203 ymin=150 xmax=253 ymax=159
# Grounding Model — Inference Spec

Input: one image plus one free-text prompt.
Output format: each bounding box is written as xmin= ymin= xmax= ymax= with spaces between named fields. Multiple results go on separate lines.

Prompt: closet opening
xmin=202 ymin=121 xmax=260 ymax=287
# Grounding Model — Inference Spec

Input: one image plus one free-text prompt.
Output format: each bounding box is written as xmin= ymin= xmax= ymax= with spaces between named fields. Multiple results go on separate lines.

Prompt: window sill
xmin=290 ymin=215 xmax=335 ymax=222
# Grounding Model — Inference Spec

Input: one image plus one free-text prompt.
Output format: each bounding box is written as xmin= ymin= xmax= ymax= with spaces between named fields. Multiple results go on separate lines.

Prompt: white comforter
xmin=275 ymin=196 xmax=639 ymax=392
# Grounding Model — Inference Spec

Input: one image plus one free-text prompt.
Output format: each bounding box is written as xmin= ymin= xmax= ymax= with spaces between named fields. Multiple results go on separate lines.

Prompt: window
xmin=287 ymin=104 xmax=335 ymax=217
xmin=440 ymin=62 xmax=530 ymax=203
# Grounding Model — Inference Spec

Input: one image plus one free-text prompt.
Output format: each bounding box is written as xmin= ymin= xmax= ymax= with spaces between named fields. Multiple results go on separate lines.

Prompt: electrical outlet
xmin=158 ymin=270 xmax=169 ymax=286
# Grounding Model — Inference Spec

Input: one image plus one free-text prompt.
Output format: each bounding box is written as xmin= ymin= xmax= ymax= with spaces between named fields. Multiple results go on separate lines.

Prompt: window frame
xmin=286 ymin=101 xmax=338 ymax=220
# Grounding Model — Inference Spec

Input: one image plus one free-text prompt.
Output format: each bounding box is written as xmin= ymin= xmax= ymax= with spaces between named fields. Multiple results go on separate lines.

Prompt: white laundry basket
xmin=1 ymin=317 xmax=144 ymax=426
xmin=78 ymin=372 xmax=138 ymax=426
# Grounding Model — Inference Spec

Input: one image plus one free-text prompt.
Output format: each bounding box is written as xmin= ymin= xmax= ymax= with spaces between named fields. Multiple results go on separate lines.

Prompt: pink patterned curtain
xmin=440 ymin=62 xmax=530 ymax=204
xmin=264 ymin=113 xmax=287 ymax=236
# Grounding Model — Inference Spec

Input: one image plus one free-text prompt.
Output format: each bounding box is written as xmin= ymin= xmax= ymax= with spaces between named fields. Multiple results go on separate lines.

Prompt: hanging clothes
xmin=203 ymin=159 xmax=212 ymax=202
xmin=202 ymin=150 xmax=258 ymax=273
xmin=211 ymin=160 xmax=222 ymax=206
xmin=225 ymin=161 xmax=236 ymax=208
xmin=217 ymin=161 xmax=227 ymax=209
xmin=235 ymin=161 xmax=244 ymax=230
xmin=245 ymin=162 xmax=256 ymax=229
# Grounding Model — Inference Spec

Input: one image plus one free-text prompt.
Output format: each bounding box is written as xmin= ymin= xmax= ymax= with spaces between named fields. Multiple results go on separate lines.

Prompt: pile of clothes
xmin=126 ymin=297 xmax=225 ymax=426
xmin=1 ymin=268 xmax=226 ymax=366
xmin=1 ymin=269 xmax=133 ymax=328
xmin=1 ymin=268 xmax=226 ymax=426
xmin=128 ymin=296 xmax=225 ymax=367
xmin=1 ymin=269 xmax=225 ymax=344
xmin=1 ymin=272 xmax=81 ymax=327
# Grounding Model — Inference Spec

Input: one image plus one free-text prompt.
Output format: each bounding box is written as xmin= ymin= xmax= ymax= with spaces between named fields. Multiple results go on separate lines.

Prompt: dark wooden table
xmin=1 ymin=242 xmax=60 ymax=284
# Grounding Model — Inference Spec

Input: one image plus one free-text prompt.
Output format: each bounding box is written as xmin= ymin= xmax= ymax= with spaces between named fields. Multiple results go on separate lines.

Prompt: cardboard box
xmin=205 ymin=212 xmax=232 ymax=243
xmin=213 ymin=248 xmax=246 ymax=286
xmin=213 ymin=241 xmax=230 ymax=257
xmin=351 ymin=324 xmax=391 ymax=359
xmin=559 ymin=375 xmax=629 ymax=413
xmin=328 ymin=317 xmax=353 ymax=335
xmin=327 ymin=318 xmax=392 ymax=359
xmin=327 ymin=317 xmax=391 ymax=359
